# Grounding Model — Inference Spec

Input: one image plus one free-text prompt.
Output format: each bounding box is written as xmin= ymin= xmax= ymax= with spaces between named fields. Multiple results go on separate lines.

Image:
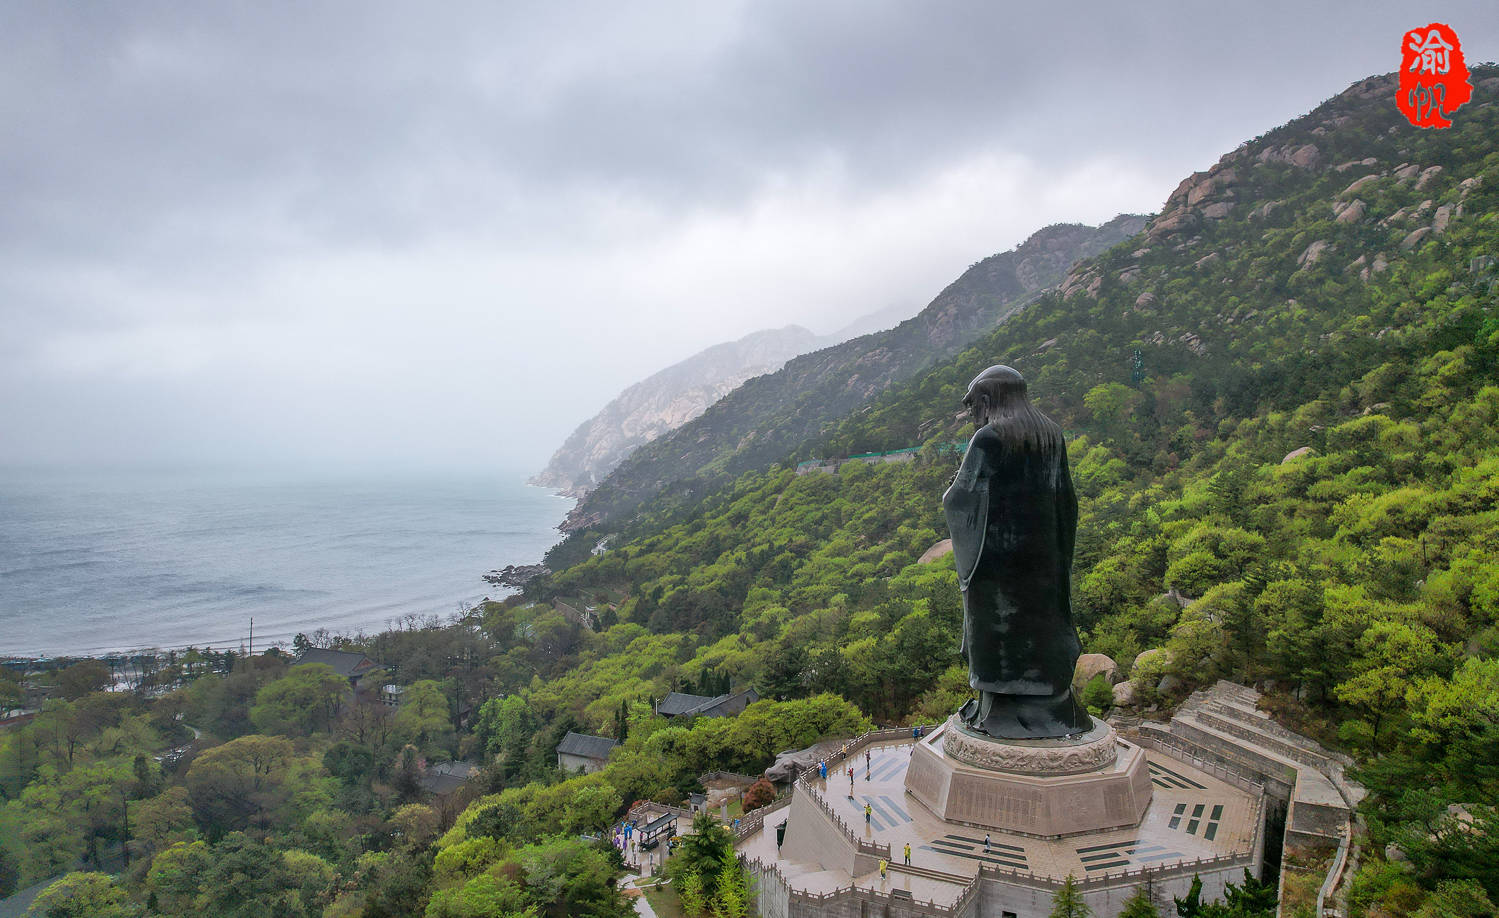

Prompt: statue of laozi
xmin=943 ymin=365 xmax=1092 ymax=739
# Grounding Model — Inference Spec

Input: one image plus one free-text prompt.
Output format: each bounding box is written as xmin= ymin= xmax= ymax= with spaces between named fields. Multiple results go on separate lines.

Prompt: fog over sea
xmin=0 ymin=470 xmax=571 ymax=658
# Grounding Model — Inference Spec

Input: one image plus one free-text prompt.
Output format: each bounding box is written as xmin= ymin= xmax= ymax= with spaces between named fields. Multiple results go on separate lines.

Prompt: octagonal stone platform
xmin=905 ymin=716 xmax=1153 ymax=838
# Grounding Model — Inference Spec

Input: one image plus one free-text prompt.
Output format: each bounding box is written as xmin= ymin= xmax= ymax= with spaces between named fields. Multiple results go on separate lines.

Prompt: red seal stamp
xmin=1397 ymin=23 xmax=1472 ymax=128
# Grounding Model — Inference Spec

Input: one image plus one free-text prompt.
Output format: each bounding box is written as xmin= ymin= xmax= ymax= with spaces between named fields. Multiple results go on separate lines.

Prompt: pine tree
xmin=1050 ymin=874 xmax=1093 ymax=918
xmin=1119 ymin=885 xmax=1161 ymax=918
xmin=1174 ymin=874 xmax=1204 ymax=918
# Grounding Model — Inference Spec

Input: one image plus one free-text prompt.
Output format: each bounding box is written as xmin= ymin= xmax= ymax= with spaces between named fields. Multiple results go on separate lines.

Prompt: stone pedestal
xmin=905 ymin=715 xmax=1152 ymax=838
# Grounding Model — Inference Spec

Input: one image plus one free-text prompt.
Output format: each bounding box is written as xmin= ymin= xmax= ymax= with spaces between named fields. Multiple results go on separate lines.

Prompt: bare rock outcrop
xmin=1076 ymin=653 xmax=1121 ymax=686
xmin=917 ymin=539 xmax=953 ymax=564
xmin=1433 ymin=204 xmax=1453 ymax=235
xmin=1335 ymin=199 xmax=1366 ymax=225
xmin=1401 ymin=227 xmax=1431 ymax=251
xmin=1298 ymin=240 xmax=1334 ymax=266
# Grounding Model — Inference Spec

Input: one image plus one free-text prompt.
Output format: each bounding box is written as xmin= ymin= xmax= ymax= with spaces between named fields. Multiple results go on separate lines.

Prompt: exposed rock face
xmin=1075 ymin=653 xmax=1121 ymax=686
xmin=1335 ymin=199 xmax=1366 ymax=224
xmin=1298 ymin=240 xmax=1334 ymax=266
xmin=1433 ymin=204 xmax=1453 ymax=235
xmin=561 ymin=214 xmax=1148 ymax=532
xmin=918 ymin=539 xmax=953 ymax=564
xmin=531 ymin=326 xmax=821 ymax=495
xmin=1282 ymin=446 xmax=1315 ymax=464
xmin=1402 ymin=227 xmax=1432 ymax=251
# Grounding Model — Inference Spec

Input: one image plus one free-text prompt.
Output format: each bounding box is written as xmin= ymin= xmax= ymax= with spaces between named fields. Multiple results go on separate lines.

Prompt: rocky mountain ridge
xmin=552 ymin=213 xmax=1147 ymax=540
xmin=530 ymin=325 xmax=823 ymax=496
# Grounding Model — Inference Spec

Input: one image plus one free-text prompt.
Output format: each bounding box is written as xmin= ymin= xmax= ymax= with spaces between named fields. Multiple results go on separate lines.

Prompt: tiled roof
xmin=658 ymin=688 xmax=761 ymax=717
xmin=294 ymin=648 xmax=379 ymax=678
xmin=556 ymin=731 xmax=619 ymax=761
xmin=656 ymin=691 xmax=715 ymax=716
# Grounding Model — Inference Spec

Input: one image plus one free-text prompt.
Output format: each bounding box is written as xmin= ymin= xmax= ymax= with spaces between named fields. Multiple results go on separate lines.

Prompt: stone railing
xmin=1194 ymin=708 xmax=1334 ymax=772
xmin=798 ymin=779 xmax=892 ymax=859
xmin=785 ymin=723 xmax=939 ymax=861
xmin=700 ymin=770 xmax=760 ymax=785
xmin=1133 ymin=725 xmax=1282 ymax=797
xmin=626 ymin=800 xmax=692 ymax=822
xmin=734 ymin=794 xmax=792 ymax=841
xmin=749 ymin=847 xmax=1258 ymax=917
xmin=797 ymin=724 xmax=940 ymax=788
xmin=778 ymin=875 xmax=972 ymax=916
xmin=978 ymin=850 xmax=1256 ymax=893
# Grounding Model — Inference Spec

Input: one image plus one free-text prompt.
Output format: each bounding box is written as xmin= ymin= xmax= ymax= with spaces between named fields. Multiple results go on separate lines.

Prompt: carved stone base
xmin=905 ymin=717 xmax=1153 ymax=837
xmin=944 ymin=717 xmax=1118 ymax=776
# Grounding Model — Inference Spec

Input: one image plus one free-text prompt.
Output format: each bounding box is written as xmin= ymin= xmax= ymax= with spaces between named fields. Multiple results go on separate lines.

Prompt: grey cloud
xmin=2 ymin=1 xmax=1495 ymax=472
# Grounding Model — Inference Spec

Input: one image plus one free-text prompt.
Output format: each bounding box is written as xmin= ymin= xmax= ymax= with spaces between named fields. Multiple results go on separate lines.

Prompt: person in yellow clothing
xmin=903 ymin=843 xmax=911 ymax=865
xmin=864 ymin=802 xmax=872 ymax=825
xmin=878 ymin=858 xmax=888 ymax=879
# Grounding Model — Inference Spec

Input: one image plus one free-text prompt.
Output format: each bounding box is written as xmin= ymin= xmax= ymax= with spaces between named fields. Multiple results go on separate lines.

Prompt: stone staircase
xmin=1145 ymin=682 xmax=1363 ymax=850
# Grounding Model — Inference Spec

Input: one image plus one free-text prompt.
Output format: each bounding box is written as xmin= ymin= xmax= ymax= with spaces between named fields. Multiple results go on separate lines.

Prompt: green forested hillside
xmin=536 ymin=68 xmax=1499 ymax=911
xmin=551 ymin=214 xmax=1146 ymax=551
xmin=5 ymin=69 xmax=1498 ymax=917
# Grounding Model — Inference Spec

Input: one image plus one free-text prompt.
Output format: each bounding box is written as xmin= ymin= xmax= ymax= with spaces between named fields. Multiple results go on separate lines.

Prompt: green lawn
xmin=643 ymin=885 xmax=688 ymax=918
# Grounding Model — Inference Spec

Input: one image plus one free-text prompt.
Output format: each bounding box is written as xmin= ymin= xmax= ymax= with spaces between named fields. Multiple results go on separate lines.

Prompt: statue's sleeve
xmin=943 ymin=433 xmax=989 ymax=592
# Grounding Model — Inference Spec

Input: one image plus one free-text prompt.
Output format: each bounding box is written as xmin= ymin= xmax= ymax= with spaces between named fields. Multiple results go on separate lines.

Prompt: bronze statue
xmin=943 ymin=365 xmax=1091 ymax=739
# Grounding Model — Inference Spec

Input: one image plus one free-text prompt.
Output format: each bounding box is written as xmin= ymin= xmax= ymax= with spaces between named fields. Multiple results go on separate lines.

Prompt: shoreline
xmin=1 ymin=479 xmax=576 ymax=662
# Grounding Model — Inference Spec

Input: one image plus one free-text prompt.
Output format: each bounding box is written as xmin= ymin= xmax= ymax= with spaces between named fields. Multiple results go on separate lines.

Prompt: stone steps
xmin=1193 ymin=708 xmax=1334 ymax=772
xmin=1167 ymin=718 xmax=1300 ymax=783
xmin=1136 ymin=722 xmax=1296 ymax=798
xmin=1169 ymin=715 xmax=1343 ymax=813
xmin=1205 ymin=697 xmax=1327 ymax=750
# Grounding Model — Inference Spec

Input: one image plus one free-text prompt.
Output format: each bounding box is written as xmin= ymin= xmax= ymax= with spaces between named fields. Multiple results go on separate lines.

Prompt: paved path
xmin=620 ymin=875 xmax=659 ymax=918
xmin=634 ymin=891 xmax=660 ymax=918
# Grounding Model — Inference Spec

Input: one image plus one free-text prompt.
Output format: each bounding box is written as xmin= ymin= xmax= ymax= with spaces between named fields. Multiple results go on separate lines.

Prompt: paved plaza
xmin=738 ymin=735 xmax=1261 ymax=905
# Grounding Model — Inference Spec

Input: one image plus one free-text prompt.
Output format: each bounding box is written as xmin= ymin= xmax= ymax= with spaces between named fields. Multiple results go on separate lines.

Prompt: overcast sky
xmin=2 ymin=2 xmax=1494 ymax=478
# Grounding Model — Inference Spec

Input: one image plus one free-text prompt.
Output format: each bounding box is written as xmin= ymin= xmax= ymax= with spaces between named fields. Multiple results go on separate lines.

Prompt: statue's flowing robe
xmin=943 ymin=417 xmax=1079 ymax=697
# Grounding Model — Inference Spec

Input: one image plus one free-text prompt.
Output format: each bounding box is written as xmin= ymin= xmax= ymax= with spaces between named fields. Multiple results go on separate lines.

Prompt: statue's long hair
xmin=964 ymin=365 xmax=1064 ymax=455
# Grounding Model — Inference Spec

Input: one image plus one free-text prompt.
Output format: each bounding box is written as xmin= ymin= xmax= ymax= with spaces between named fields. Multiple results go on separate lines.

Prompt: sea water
xmin=0 ymin=470 xmax=571 ymax=657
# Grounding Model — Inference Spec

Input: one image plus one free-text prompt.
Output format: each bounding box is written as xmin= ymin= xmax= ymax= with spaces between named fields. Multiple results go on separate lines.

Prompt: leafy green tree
xmin=1174 ymin=874 xmax=1204 ymax=918
xmin=1412 ymin=879 xmax=1499 ymax=918
xmin=1221 ymin=869 xmax=1277 ymax=916
xmin=711 ymin=863 xmax=749 ymax=918
xmin=394 ymin=681 xmax=455 ymax=757
xmin=425 ymin=873 xmax=537 ymax=918
xmin=1118 ymin=886 xmax=1161 ymax=918
xmin=668 ymin=813 xmax=735 ymax=903
xmin=562 ymin=782 xmax=622 ymax=835
xmin=130 ymin=787 xmax=196 ymax=860
xmin=24 ymin=871 xmax=141 ymax=918
xmin=145 ymin=840 xmax=211 ymax=916
xmin=513 ymin=836 xmax=633 ymax=918
xmin=474 ymin=695 xmax=535 ymax=776
xmin=194 ymin=833 xmax=308 ymax=918
xmin=1050 ymin=873 xmax=1091 ymax=918
xmin=1334 ymin=620 xmax=1448 ymax=741
xmin=54 ymin=661 xmax=112 ymax=701
xmin=184 ymin=735 xmax=295 ymax=835
xmin=0 ymin=845 xmax=17 ymax=898
xmin=675 ymin=870 xmax=706 ymax=917
xmin=1081 ymin=673 xmax=1113 ymax=716
xmin=249 ymin=664 xmax=348 ymax=736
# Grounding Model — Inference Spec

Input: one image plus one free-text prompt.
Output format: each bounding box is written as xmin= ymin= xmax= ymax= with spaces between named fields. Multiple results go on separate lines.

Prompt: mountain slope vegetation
xmin=6 ymin=69 xmax=1499 ymax=917
xmin=552 ymin=214 xmax=1147 ymax=544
